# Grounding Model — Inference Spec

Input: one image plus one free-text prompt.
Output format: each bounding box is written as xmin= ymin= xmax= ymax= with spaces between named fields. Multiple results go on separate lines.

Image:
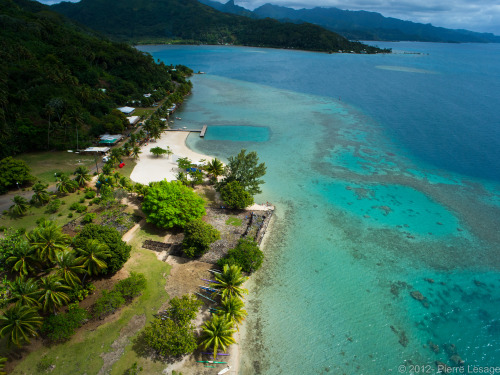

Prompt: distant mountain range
xmin=199 ymin=0 xmax=500 ymax=43
xmin=51 ymin=0 xmax=389 ymax=53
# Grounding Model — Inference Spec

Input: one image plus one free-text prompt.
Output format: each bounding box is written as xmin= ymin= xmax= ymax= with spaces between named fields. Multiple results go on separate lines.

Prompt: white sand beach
xmin=129 ymin=131 xmax=213 ymax=185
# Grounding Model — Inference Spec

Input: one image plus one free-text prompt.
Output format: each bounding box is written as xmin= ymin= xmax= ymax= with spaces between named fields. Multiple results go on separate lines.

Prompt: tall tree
xmin=205 ymin=158 xmax=225 ymax=181
xmin=56 ymin=173 xmax=78 ymax=194
xmin=217 ymin=296 xmax=247 ymax=329
xmin=7 ymin=277 xmax=41 ymax=308
xmin=73 ymin=166 xmax=91 ymax=187
xmin=0 ymin=305 xmax=43 ymax=347
xmin=9 ymin=195 xmax=30 ymax=216
xmin=30 ymin=182 xmax=51 ymax=206
xmin=199 ymin=315 xmax=236 ymax=359
xmin=75 ymin=239 xmax=110 ymax=276
xmin=222 ymin=149 xmax=266 ymax=195
xmin=210 ymin=264 xmax=248 ymax=299
xmin=51 ymin=250 xmax=85 ymax=287
xmin=37 ymin=275 xmax=71 ymax=313
xmin=6 ymin=240 xmax=39 ymax=276
xmin=27 ymin=220 xmax=70 ymax=264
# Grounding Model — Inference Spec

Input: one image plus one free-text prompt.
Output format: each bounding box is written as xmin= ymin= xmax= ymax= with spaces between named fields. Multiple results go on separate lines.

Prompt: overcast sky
xmin=39 ymin=0 xmax=500 ymax=34
xmin=218 ymin=0 xmax=500 ymax=34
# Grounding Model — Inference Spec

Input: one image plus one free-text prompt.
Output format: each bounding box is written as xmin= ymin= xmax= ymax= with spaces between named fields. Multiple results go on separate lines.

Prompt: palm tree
xmin=109 ymin=148 xmax=123 ymax=165
xmin=9 ymin=195 xmax=30 ymax=216
xmin=205 ymin=158 xmax=225 ymax=181
xmin=131 ymin=145 xmax=142 ymax=159
xmin=75 ymin=239 xmax=110 ymax=276
xmin=73 ymin=166 xmax=91 ymax=187
xmin=165 ymin=146 xmax=173 ymax=159
xmin=0 ymin=305 xmax=43 ymax=347
xmin=56 ymin=174 xmax=78 ymax=194
xmin=6 ymin=240 xmax=39 ymax=276
xmin=38 ymin=275 xmax=71 ymax=313
xmin=52 ymin=250 xmax=85 ymax=287
xmin=30 ymin=182 xmax=51 ymax=206
xmin=217 ymin=296 xmax=248 ymax=329
xmin=102 ymin=163 xmax=113 ymax=175
xmin=199 ymin=315 xmax=236 ymax=359
xmin=121 ymin=142 xmax=132 ymax=156
xmin=211 ymin=264 xmax=248 ymax=300
xmin=8 ymin=277 xmax=41 ymax=308
xmin=26 ymin=220 xmax=71 ymax=264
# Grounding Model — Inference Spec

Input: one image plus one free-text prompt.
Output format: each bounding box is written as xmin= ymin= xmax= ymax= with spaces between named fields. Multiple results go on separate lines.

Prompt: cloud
xmin=36 ymin=0 xmax=500 ymax=34
xmin=233 ymin=0 xmax=500 ymax=34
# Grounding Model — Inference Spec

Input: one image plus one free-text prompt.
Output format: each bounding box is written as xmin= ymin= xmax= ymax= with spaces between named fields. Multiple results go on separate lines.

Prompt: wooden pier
xmin=200 ymin=125 xmax=207 ymax=137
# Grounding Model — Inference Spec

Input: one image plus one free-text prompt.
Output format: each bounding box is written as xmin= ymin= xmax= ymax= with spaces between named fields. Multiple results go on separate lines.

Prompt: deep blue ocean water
xmin=138 ymin=42 xmax=500 ymax=374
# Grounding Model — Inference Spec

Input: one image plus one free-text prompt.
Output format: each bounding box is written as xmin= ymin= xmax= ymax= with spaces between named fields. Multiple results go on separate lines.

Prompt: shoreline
xmin=129 ymin=131 xmax=213 ymax=185
xmin=129 ymin=129 xmax=275 ymax=375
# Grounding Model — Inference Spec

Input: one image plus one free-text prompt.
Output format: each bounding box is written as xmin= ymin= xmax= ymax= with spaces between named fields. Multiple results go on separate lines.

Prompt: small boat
xmin=218 ymin=366 xmax=232 ymax=374
xmin=209 ymin=269 xmax=221 ymax=275
xmin=199 ymin=285 xmax=218 ymax=292
xmin=201 ymin=352 xmax=229 ymax=356
xmin=201 ymin=278 xmax=220 ymax=283
xmin=196 ymin=360 xmax=227 ymax=364
xmin=195 ymin=292 xmax=216 ymax=303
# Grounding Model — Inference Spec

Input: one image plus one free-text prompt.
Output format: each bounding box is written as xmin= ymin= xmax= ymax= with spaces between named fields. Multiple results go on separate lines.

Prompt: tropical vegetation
xmin=142 ymin=180 xmax=206 ymax=229
xmin=182 ymin=219 xmax=220 ymax=258
xmin=218 ymin=238 xmax=264 ymax=273
xmin=210 ymin=264 xmax=248 ymax=299
xmin=52 ymin=0 xmax=387 ymax=53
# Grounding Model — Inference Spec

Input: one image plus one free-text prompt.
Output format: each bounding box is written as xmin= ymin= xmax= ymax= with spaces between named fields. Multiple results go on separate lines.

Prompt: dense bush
xmin=45 ymin=199 xmax=62 ymax=214
xmin=217 ymin=238 xmax=264 ymax=273
xmin=219 ymin=180 xmax=254 ymax=209
xmin=84 ymin=190 xmax=97 ymax=199
xmin=73 ymin=224 xmax=131 ymax=275
xmin=182 ymin=219 xmax=220 ymax=258
xmin=42 ymin=304 xmax=89 ymax=342
xmin=142 ymin=294 xmax=201 ymax=358
xmin=114 ymin=272 xmax=147 ymax=300
xmin=142 ymin=181 xmax=206 ymax=229
xmin=93 ymin=290 xmax=125 ymax=319
xmin=70 ymin=203 xmax=87 ymax=213
xmin=81 ymin=213 xmax=96 ymax=224
xmin=0 ymin=157 xmax=34 ymax=194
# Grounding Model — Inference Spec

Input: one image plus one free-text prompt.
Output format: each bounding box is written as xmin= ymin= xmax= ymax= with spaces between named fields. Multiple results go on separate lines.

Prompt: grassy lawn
xmin=0 ymin=192 xmax=90 ymax=231
xmin=226 ymin=217 xmax=243 ymax=226
xmin=114 ymin=157 xmax=137 ymax=179
xmin=133 ymin=108 xmax=154 ymax=118
xmin=17 ymin=152 xmax=97 ymax=185
xmin=11 ymin=242 xmax=171 ymax=375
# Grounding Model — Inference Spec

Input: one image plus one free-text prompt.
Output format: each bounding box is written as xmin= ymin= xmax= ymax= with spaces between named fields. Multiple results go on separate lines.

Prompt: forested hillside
xmin=0 ymin=0 xmax=192 ymax=157
xmin=52 ymin=0 xmax=388 ymax=53
xmin=199 ymin=0 xmax=500 ymax=43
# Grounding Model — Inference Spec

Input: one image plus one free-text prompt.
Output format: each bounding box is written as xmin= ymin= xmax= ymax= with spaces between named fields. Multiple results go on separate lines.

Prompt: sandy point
xmin=129 ymin=131 xmax=214 ymax=185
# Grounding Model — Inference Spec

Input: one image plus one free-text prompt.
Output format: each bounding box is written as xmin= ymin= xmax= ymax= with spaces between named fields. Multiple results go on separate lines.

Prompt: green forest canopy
xmin=0 ymin=0 xmax=192 ymax=157
xmin=51 ymin=0 xmax=389 ymax=53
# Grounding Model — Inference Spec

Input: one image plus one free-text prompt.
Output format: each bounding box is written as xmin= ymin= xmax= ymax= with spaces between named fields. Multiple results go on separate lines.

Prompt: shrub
xmin=0 ymin=157 xmax=35 ymax=194
xmin=81 ymin=213 xmax=96 ymax=224
xmin=182 ymin=219 xmax=220 ymax=258
xmin=70 ymin=203 xmax=87 ymax=213
xmin=68 ymin=212 xmax=73 ymax=218
xmin=114 ymin=273 xmax=146 ymax=300
xmin=68 ymin=283 xmax=96 ymax=302
xmin=219 ymin=180 xmax=254 ymax=209
xmin=79 ymin=197 xmax=85 ymax=204
xmin=73 ymin=224 xmax=131 ymax=275
xmin=84 ymin=190 xmax=96 ymax=199
xmin=41 ymin=304 xmax=89 ymax=342
xmin=93 ymin=290 xmax=125 ymax=319
xmin=217 ymin=238 xmax=264 ymax=273
xmin=91 ymin=197 xmax=101 ymax=204
xmin=45 ymin=199 xmax=61 ymax=213
xmin=142 ymin=180 xmax=205 ymax=229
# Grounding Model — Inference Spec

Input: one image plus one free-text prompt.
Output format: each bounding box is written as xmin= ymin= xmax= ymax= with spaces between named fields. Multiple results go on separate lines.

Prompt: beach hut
xmin=117 ymin=106 xmax=135 ymax=115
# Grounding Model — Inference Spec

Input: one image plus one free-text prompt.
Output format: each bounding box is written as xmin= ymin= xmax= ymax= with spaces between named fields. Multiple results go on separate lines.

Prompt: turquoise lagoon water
xmin=138 ymin=43 xmax=500 ymax=374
